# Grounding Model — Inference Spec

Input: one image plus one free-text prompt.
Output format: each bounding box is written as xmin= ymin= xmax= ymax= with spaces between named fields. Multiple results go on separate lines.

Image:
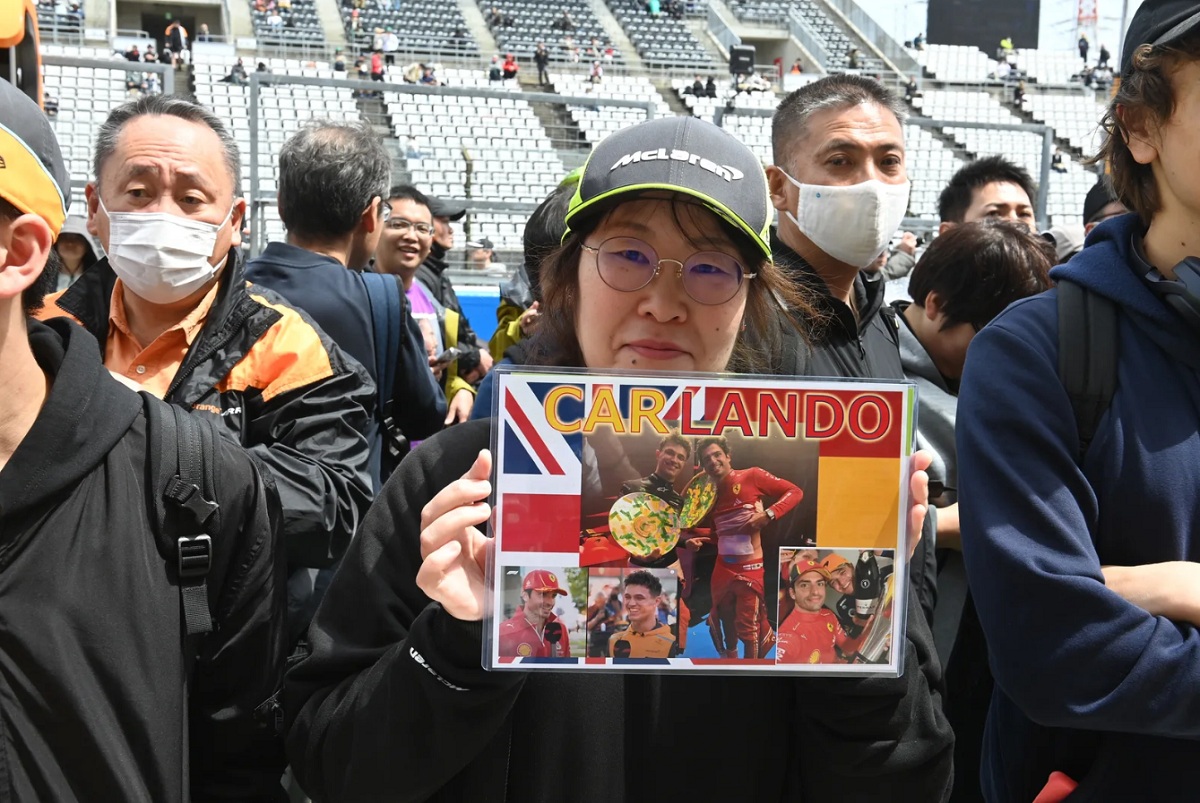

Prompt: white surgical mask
xmin=782 ymin=174 xmax=911 ymax=269
xmin=100 ymin=198 xmax=233 ymax=304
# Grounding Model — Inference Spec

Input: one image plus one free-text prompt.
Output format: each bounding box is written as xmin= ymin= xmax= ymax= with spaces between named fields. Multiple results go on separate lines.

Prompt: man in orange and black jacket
xmin=37 ymin=95 xmax=373 ymax=646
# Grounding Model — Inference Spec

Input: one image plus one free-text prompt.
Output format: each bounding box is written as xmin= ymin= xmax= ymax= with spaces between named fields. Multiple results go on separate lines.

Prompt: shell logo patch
xmin=808 ymin=650 xmax=821 ymax=664
xmin=517 ymin=643 xmax=532 ymax=657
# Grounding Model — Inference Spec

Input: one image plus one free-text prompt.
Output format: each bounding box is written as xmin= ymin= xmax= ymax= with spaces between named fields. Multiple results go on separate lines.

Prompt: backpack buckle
xmin=177 ymin=535 xmax=212 ymax=580
xmin=165 ymin=476 xmax=219 ymax=527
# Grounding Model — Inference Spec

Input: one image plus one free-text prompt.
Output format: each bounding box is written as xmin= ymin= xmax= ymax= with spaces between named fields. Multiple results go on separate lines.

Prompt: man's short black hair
xmin=623 ymin=570 xmax=663 ymax=598
xmin=908 ymin=219 xmax=1053 ymax=330
xmin=388 ymin=183 xmax=432 ymax=211
xmin=937 ymin=156 xmax=1038 ymax=224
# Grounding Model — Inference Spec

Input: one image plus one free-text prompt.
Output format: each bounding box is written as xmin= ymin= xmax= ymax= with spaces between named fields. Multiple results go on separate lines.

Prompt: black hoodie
xmin=0 ymin=319 xmax=287 ymax=801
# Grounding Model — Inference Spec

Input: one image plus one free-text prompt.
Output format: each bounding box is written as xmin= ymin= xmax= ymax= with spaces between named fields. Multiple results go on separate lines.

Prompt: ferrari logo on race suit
xmin=732 ymin=483 xmax=741 ymax=495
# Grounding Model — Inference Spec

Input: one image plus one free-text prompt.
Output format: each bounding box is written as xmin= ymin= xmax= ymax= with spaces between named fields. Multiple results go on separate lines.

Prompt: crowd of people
xmin=3 ymin=1 xmax=1199 ymax=801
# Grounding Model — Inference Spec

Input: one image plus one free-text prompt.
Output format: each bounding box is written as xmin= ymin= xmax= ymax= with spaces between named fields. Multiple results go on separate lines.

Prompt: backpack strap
xmin=1057 ymin=280 xmax=1119 ymax=460
xmin=142 ymin=393 xmax=217 ymax=637
xmin=361 ymin=271 xmax=403 ymax=415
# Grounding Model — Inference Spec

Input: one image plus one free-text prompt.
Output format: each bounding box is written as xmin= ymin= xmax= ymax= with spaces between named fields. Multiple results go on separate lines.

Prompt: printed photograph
xmin=498 ymin=566 xmax=588 ymax=659
xmin=580 ymin=423 xmax=818 ymax=661
xmin=775 ymin=548 xmax=897 ymax=666
xmin=586 ymin=567 xmax=681 ymax=659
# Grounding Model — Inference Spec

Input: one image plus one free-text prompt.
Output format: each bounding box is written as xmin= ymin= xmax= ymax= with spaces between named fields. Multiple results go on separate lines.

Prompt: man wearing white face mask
xmin=38 ymin=95 xmax=375 ymax=648
xmin=764 ymin=75 xmax=952 ymax=801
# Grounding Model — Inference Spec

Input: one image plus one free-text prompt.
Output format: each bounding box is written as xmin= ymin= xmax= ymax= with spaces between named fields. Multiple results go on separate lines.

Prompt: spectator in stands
xmin=1098 ymin=42 xmax=1111 ymax=68
xmin=377 ymin=186 xmax=481 ymax=426
xmin=767 ymin=79 xmax=951 ymax=767
xmin=419 ymin=67 xmax=439 ymax=86
xmin=267 ymin=10 xmax=283 ymax=31
xmin=535 ymin=42 xmax=551 ymax=86
xmin=245 ymin=120 xmax=444 ymax=490
xmin=123 ymin=44 xmax=140 ymax=62
xmin=418 ymin=196 xmax=492 ymax=393
xmin=1078 ymin=32 xmax=1089 ymax=64
xmin=502 ymin=53 xmax=519 ymax=81
xmin=165 ymin=20 xmax=187 ymax=63
xmin=350 ymin=7 xmax=360 ymax=32
xmin=0 ymin=77 xmax=287 ymax=803
xmin=588 ymin=60 xmax=603 ymax=85
xmin=488 ymin=54 xmax=503 ymax=84
xmin=466 ymin=237 xmax=496 ymax=270
xmin=142 ymin=43 xmax=157 ymax=63
xmin=220 ymin=58 xmax=249 ymax=85
xmin=283 ymin=113 xmax=942 ymax=801
xmin=405 ymin=135 xmax=423 ymax=160
xmin=485 ymin=6 xmax=503 ymax=27
xmin=957 ymin=5 xmax=1200 ymax=799
xmin=790 ymin=58 xmax=803 ymax=74
xmin=684 ymin=75 xmax=704 ymax=95
xmin=1013 ymin=79 xmax=1026 ymax=105
xmin=333 ymin=48 xmax=346 ymax=71
xmin=370 ymin=50 xmax=385 ymax=83
xmin=705 ymin=75 xmax=717 ymax=97
xmin=383 ymin=30 xmax=399 ymax=65
xmin=904 ymin=77 xmax=919 ymax=101
xmin=197 ymin=22 xmax=211 ymax=42
xmin=914 ymin=31 xmax=925 ymax=50
xmin=448 ymin=26 xmax=469 ymax=50
xmin=647 ymin=0 xmax=661 ymax=17
xmin=847 ymin=47 xmax=860 ymax=69
xmin=938 ymin=155 xmax=1037 ymax=234
xmin=552 ymin=9 xmax=576 ymax=31
xmin=256 ymin=61 xmax=272 ymax=74
xmin=1082 ymin=176 xmax=1128 ymax=234
xmin=1051 ymin=148 xmax=1068 ymax=173
xmin=52 ymin=215 xmax=100 ymax=291
xmin=37 ymin=95 xmax=374 ymax=651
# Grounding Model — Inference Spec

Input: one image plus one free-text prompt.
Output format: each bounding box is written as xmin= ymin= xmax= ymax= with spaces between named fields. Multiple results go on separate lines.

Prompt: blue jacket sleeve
xmin=957 ymin=299 xmax=1200 ymax=738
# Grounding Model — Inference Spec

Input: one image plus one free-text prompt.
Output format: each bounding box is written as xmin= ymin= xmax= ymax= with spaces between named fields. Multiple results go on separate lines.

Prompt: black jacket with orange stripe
xmin=44 ymin=248 xmax=374 ymax=570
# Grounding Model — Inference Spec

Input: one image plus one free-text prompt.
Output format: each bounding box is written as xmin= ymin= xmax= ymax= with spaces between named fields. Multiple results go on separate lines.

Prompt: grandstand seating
xmin=917 ymin=89 xmax=1095 ymax=225
xmin=910 ymin=44 xmax=996 ymax=83
xmin=1024 ymin=93 xmax=1107 ymax=157
xmin=1015 ymin=49 xmax=1085 ymax=86
xmin=35 ymin=1 xmax=83 ymax=40
xmin=42 ymin=45 xmax=138 ymax=210
xmin=342 ymin=0 xmax=479 ymax=58
xmin=606 ymin=0 xmax=714 ymax=69
xmin=552 ymin=72 xmax=669 ymax=146
xmin=392 ymin=68 xmax=565 ymax=252
xmin=729 ymin=0 xmax=856 ymax=70
xmin=249 ymin=0 xmax=325 ymax=47
xmin=479 ymin=0 xmax=620 ymax=64
xmin=672 ymin=77 xmax=776 ymax=123
xmin=193 ymin=54 xmax=359 ymax=243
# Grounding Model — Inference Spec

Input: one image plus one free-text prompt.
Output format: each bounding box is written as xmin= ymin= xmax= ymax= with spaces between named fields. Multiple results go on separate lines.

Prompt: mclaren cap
xmin=565 ymin=116 xmax=772 ymax=260
xmin=0 ymin=78 xmax=69 ymax=236
xmin=1121 ymin=0 xmax=1200 ymax=76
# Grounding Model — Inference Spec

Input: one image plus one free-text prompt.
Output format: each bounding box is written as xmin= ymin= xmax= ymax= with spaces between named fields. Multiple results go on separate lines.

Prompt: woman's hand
xmin=1102 ymin=562 xmax=1200 ymax=626
xmin=907 ymin=450 xmax=934 ymax=560
xmin=417 ymin=450 xmax=494 ymax=621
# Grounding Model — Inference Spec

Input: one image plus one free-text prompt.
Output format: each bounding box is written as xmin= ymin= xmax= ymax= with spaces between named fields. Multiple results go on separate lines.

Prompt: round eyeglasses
xmin=581 ymin=237 xmax=755 ymax=306
xmin=386 ymin=218 xmax=434 ymax=235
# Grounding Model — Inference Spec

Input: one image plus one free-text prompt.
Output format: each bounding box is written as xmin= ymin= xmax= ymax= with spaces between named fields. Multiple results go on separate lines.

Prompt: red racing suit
xmin=497 ymin=611 xmax=572 ymax=659
xmin=706 ymin=468 xmax=803 ymax=658
xmin=776 ymin=607 xmax=841 ymax=664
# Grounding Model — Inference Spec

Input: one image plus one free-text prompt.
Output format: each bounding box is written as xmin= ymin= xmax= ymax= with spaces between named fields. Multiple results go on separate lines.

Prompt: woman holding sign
xmin=284 ymin=116 xmax=948 ymax=801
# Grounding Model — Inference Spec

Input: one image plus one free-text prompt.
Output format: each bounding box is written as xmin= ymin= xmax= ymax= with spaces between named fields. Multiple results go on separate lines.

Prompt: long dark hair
xmin=523 ymin=198 xmax=816 ymax=374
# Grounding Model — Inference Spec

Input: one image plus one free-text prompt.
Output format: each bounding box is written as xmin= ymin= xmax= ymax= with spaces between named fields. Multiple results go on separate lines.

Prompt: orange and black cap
xmin=0 ymin=78 xmax=68 ymax=235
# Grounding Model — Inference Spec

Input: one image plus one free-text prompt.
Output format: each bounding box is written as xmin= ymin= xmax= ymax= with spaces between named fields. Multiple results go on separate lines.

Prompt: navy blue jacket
xmin=957 ymin=214 xmax=1200 ymax=801
xmin=246 ymin=242 xmax=445 ymax=488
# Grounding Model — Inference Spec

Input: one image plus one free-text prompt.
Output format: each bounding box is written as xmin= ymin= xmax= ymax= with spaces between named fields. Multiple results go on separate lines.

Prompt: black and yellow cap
xmin=0 ymin=78 xmax=69 ymax=236
xmin=565 ymin=116 xmax=772 ymax=260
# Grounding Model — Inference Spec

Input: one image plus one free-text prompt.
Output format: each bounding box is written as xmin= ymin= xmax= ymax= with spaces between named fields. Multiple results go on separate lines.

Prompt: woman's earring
xmin=741 ymin=319 xmax=748 ymax=333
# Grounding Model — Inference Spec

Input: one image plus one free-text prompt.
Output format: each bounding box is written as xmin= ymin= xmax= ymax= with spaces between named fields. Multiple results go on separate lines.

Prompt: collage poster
xmin=486 ymin=368 xmax=915 ymax=676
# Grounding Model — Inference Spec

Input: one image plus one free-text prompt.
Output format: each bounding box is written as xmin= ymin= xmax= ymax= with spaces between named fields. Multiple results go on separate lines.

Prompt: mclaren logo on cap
xmin=610 ymin=148 xmax=745 ymax=182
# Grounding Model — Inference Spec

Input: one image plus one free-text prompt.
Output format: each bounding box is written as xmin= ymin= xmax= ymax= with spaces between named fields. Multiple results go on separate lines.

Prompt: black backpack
xmin=1057 ymin=280 xmax=1119 ymax=460
xmin=141 ymin=392 xmax=219 ymax=644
